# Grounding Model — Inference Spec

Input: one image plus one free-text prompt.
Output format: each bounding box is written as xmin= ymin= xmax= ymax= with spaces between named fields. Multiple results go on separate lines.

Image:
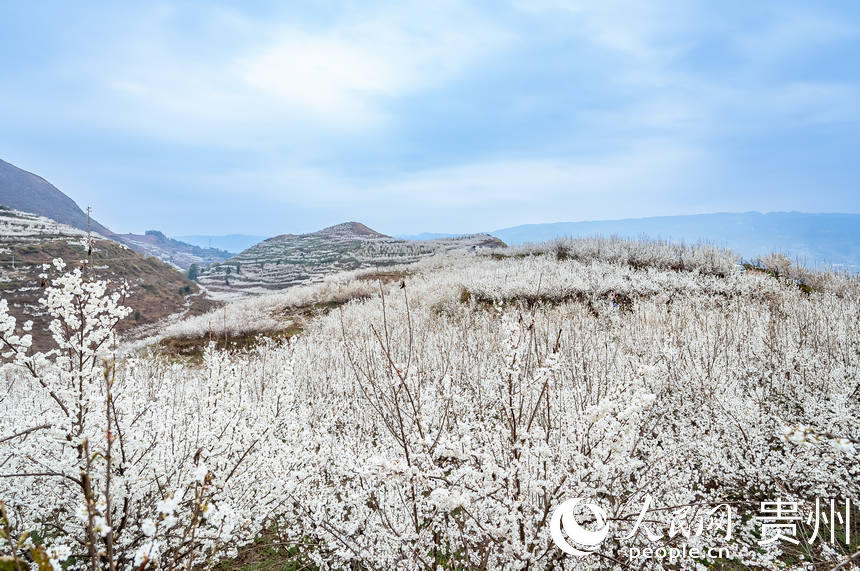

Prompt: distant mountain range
xmin=4 ymin=157 xmax=860 ymax=281
xmin=197 ymin=222 xmax=505 ymax=296
xmin=174 ymin=234 xmax=267 ymax=254
xmin=401 ymin=212 xmax=860 ymax=272
xmin=116 ymin=230 xmax=231 ymax=269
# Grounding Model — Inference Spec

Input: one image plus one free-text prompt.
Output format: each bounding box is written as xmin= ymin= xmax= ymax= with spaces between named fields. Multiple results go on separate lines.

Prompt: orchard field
xmin=1 ymin=238 xmax=858 ymax=569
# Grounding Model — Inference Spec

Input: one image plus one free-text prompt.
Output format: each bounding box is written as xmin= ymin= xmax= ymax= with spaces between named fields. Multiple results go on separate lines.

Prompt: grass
xmin=460 ymin=286 xmax=633 ymax=315
xmin=156 ymin=325 xmax=304 ymax=363
xmin=355 ymin=269 xmax=411 ymax=284
xmin=155 ymin=293 xmax=367 ymax=361
xmin=215 ymin=529 xmax=321 ymax=571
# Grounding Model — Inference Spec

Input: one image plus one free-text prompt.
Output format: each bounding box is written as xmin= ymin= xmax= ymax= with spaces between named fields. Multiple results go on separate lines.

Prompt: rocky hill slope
xmin=197 ymin=221 xmax=505 ymax=296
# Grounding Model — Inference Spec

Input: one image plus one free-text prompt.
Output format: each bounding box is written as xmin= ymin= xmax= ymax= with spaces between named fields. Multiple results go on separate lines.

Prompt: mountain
xmin=174 ymin=234 xmax=267 ymax=254
xmin=197 ymin=221 xmax=505 ymax=296
xmin=489 ymin=212 xmax=860 ymax=271
xmin=116 ymin=230 xmax=231 ymax=270
xmin=0 ymin=158 xmax=114 ymax=237
xmin=0 ymin=206 xmax=214 ymax=350
xmin=0 ymin=158 xmax=228 ymax=271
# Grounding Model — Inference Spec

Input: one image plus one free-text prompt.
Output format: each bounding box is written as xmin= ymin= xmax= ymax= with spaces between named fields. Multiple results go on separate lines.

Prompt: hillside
xmin=8 ymin=235 xmax=854 ymax=569
xmin=488 ymin=212 xmax=860 ymax=271
xmin=197 ymin=221 xmax=505 ymax=295
xmin=117 ymin=230 xmax=231 ymax=270
xmin=0 ymin=206 xmax=213 ymax=350
xmin=0 ymin=158 xmax=115 ymax=237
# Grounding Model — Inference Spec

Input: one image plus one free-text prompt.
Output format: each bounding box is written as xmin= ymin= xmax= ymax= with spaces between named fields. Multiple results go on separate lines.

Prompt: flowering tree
xmin=0 ymin=261 xmax=262 ymax=570
xmin=0 ymin=239 xmax=858 ymax=570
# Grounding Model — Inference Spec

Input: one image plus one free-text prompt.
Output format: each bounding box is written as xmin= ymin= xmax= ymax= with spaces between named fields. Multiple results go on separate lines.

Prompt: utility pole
xmin=86 ymin=206 xmax=93 ymax=270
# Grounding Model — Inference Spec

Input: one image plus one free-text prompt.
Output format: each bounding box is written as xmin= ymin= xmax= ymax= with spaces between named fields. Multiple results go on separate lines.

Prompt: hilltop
xmin=196 ymin=221 xmax=505 ymax=296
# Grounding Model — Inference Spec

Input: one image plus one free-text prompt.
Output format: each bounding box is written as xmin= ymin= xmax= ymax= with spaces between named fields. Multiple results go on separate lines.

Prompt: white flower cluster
xmin=0 ymin=241 xmax=858 ymax=569
xmin=782 ymin=425 xmax=857 ymax=454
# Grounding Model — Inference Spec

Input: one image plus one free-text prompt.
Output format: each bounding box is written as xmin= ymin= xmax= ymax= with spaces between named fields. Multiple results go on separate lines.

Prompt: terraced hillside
xmin=0 ymin=206 xmax=213 ymax=350
xmin=197 ymin=221 xmax=505 ymax=296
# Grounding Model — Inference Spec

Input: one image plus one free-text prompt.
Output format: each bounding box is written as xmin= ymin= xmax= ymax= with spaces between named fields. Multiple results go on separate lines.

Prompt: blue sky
xmin=1 ymin=1 xmax=858 ymax=236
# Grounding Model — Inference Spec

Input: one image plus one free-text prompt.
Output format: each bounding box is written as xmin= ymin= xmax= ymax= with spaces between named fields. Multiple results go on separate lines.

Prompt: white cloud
xmin=176 ymin=140 xmax=709 ymax=234
xmin=513 ymin=0 xmax=860 ymax=136
xmin=238 ymin=6 xmax=506 ymax=127
xmin=97 ymin=2 xmax=509 ymax=135
xmin=238 ymin=32 xmax=394 ymax=125
xmin=5 ymin=0 xmax=858 ymax=234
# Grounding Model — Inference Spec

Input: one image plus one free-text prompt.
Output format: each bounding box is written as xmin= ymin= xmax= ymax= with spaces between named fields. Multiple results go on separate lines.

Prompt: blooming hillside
xmin=0 ymin=237 xmax=858 ymax=569
xmin=196 ymin=221 xmax=505 ymax=297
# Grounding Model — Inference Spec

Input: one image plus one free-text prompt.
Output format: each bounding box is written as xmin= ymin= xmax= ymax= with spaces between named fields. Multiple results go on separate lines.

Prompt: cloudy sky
xmin=1 ymin=1 xmax=858 ymax=236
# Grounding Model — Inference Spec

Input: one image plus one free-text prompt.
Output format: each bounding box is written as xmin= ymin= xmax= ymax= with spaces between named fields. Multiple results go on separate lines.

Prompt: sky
xmin=0 ymin=1 xmax=859 ymax=237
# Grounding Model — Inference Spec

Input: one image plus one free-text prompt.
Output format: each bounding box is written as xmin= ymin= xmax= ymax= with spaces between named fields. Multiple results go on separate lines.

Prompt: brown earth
xmin=0 ymin=236 xmax=214 ymax=351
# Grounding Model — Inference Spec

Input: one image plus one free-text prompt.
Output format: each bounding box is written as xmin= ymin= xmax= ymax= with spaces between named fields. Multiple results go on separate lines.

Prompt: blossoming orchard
xmin=1 ymin=239 xmax=858 ymax=569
